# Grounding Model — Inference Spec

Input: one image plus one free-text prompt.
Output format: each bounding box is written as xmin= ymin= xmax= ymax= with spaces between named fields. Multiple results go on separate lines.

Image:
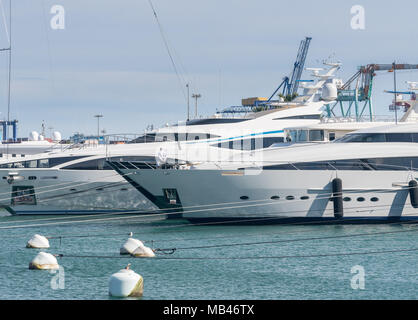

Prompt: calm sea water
xmin=0 ymin=210 xmax=417 ymax=300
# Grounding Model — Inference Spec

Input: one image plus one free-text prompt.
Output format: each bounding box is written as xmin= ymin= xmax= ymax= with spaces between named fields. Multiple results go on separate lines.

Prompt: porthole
xmin=96 ymin=188 xmax=104 ymax=191
xmin=28 ymin=176 xmax=37 ymax=180
xmin=371 ymin=197 xmax=379 ymax=202
xmin=270 ymin=195 xmax=280 ymax=200
xmin=300 ymin=196 xmax=309 ymax=200
xmin=343 ymin=197 xmax=351 ymax=202
xmin=121 ymin=188 xmax=128 ymax=191
xmin=286 ymin=196 xmax=295 ymax=200
xmin=240 ymin=196 xmax=249 ymax=200
xmin=70 ymin=188 xmax=77 ymax=192
xmin=357 ymin=197 xmax=365 ymax=202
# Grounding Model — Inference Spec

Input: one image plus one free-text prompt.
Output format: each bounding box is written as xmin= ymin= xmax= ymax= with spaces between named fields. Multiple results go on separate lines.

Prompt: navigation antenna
xmin=147 ymin=0 xmax=187 ymax=104
xmin=0 ymin=0 xmax=11 ymax=156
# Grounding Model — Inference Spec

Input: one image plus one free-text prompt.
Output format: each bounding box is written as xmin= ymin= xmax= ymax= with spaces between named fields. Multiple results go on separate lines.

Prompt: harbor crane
xmin=266 ymin=37 xmax=312 ymax=102
xmin=326 ymin=63 xmax=418 ymax=120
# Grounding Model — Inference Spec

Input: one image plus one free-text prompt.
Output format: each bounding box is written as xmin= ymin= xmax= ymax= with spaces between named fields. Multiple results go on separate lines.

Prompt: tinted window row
xmin=273 ymin=114 xmax=321 ymax=120
xmin=129 ymin=132 xmax=221 ymax=144
xmin=336 ymin=132 xmax=418 ymax=143
xmin=262 ymin=157 xmax=418 ymax=171
xmin=213 ymin=137 xmax=284 ymax=150
xmin=0 ymin=156 xmax=88 ymax=169
xmin=62 ymin=156 xmax=157 ymax=170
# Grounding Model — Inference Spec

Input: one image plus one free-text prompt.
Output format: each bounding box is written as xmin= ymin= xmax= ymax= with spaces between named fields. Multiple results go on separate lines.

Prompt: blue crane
xmin=267 ymin=37 xmax=312 ymax=102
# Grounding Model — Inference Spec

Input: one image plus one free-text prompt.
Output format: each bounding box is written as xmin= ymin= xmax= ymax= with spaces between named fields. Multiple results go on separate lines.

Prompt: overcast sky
xmin=0 ymin=0 xmax=416 ymax=138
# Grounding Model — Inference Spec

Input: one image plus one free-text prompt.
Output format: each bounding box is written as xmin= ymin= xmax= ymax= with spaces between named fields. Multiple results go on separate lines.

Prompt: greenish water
xmin=0 ymin=210 xmax=417 ymax=300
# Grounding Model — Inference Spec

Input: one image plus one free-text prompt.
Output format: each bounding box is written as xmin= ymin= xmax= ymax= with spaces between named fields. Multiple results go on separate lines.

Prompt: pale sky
xmin=0 ymin=0 xmax=417 ymax=138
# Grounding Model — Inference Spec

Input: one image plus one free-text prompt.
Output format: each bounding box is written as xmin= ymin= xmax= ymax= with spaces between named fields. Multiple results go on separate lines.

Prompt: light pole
xmin=186 ymin=84 xmax=190 ymax=121
xmin=191 ymin=93 xmax=201 ymax=119
xmin=392 ymin=62 xmax=398 ymax=125
xmin=94 ymin=114 xmax=103 ymax=140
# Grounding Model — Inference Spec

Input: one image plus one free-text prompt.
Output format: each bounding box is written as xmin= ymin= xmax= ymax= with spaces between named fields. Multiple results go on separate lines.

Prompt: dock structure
xmin=325 ymin=63 xmax=418 ymax=121
xmin=0 ymin=120 xmax=18 ymax=141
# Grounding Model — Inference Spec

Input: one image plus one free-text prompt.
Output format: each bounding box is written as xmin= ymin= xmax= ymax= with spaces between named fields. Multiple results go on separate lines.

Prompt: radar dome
xmin=52 ymin=131 xmax=62 ymax=141
xmin=29 ymin=131 xmax=39 ymax=141
xmin=39 ymin=135 xmax=44 ymax=141
xmin=321 ymin=83 xmax=338 ymax=101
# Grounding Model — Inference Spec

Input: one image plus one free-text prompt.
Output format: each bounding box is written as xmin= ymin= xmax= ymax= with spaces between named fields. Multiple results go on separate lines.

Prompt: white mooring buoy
xmin=109 ymin=264 xmax=143 ymax=298
xmin=120 ymin=238 xmax=144 ymax=255
xmin=131 ymin=242 xmax=155 ymax=258
xmin=26 ymin=234 xmax=50 ymax=249
xmin=29 ymin=252 xmax=59 ymax=270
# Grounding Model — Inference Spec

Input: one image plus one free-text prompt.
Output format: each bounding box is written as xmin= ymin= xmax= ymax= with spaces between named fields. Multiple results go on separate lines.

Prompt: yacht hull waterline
xmin=112 ymin=168 xmax=418 ymax=224
xmin=0 ymin=169 xmax=158 ymax=215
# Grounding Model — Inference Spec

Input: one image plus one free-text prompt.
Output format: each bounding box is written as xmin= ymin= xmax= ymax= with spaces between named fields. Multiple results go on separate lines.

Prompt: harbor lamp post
xmin=94 ymin=114 xmax=103 ymax=141
xmin=191 ymin=93 xmax=201 ymax=119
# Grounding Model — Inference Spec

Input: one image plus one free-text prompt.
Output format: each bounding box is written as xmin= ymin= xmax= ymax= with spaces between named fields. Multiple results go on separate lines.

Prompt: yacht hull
xmin=0 ymin=169 xmax=158 ymax=215
xmin=116 ymin=168 xmax=418 ymax=223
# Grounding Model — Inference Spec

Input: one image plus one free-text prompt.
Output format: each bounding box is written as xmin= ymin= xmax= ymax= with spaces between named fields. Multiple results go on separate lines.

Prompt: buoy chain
xmin=154 ymin=248 xmax=177 ymax=255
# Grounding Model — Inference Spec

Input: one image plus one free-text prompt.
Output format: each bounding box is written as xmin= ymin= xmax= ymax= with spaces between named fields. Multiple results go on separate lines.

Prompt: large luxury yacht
xmin=0 ymin=64 xmax=342 ymax=215
xmin=112 ymin=122 xmax=418 ymax=223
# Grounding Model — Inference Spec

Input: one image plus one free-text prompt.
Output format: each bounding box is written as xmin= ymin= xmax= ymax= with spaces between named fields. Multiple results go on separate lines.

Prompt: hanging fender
xmin=409 ymin=180 xmax=418 ymax=209
xmin=332 ymin=178 xmax=343 ymax=218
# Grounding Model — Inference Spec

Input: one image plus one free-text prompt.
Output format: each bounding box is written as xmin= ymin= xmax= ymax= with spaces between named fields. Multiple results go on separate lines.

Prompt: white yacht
xmin=0 ymin=64 xmax=341 ymax=215
xmin=114 ymin=123 xmax=418 ymax=223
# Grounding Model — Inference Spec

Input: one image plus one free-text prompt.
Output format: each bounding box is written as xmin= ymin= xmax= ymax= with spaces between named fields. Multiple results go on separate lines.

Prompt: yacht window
xmin=336 ymin=133 xmax=386 ymax=143
xmin=297 ymin=130 xmax=308 ymax=142
xmin=212 ymin=137 xmax=283 ymax=151
xmin=335 ymin=132 xmax=418 ymax=143
xmin=309 ymin=130 xmax=325 ymax=142
xmin=273 ymin=114 xmax=321 ymax=120
xmin=49 ymin=156 xmax=89 ymax=168
xmin=262 ymin=157 xmax=418 ymax=171
xmin=128 ymin=133 xmax=156 ymax=144
xmin=38 ymin=159 xmax=49 ymax=168
xmin=25 ymin=160 xmax=38 ymax=168
xmin=385 ymin=133 xmax=412 ymax=143
xmin=329 ymin=132 xmax=336 ymax=141
xmin=62 ymin=159 xmax=112 ymax=170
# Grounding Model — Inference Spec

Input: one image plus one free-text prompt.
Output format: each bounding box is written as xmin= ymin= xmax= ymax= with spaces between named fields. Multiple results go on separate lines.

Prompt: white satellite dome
xmin=29 ymin=131 xmax=39 ymax=141
xmin=321 ymin=82 xmax=338 ymax=101
xmin=39 ymin=135 xmax=45 ymax=141
xmin=52 ymin=131 xmax=62 ymax=141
